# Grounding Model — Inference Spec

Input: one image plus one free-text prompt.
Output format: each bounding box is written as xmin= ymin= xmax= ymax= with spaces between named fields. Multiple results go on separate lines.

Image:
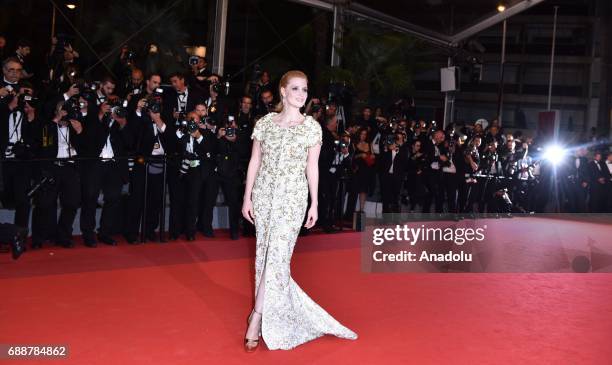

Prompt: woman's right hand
xmin=242 ymin=198 xmax=255 ymax=224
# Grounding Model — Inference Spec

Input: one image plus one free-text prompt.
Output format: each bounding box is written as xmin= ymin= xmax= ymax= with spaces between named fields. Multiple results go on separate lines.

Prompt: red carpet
xmin=1 ymin=228 xmax=612 ymax=364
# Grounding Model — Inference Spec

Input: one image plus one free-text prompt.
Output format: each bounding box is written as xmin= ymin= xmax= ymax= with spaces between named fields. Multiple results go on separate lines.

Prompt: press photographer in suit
xmin=0 ymin=82 xmax=39 ymax=230
xmin=379 ymin=135 xmax=409 ymax=213
xmin=124 ymin=90 xmax=171 ymax=243
xmin=172 ymin=112 xmax=216 ymax=241
xmin=164 ymin=72 xmax=205 ymax=129
xmin=31 ymin=100 xmax=85 ymax=248
xmin=79 ymin=94 xmax=133 ymax=247
xmin=208 ymin=115 xmax=242 ymax=240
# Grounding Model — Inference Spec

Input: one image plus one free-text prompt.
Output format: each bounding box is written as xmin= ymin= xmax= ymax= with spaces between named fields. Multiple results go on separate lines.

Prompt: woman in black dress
xmin=351 ymin=128 xmax=375 ymax=212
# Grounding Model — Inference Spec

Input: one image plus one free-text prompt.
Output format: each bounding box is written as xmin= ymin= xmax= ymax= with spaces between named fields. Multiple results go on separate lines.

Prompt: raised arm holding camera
xmin=79 ymin=81 xmax=133 ymax=248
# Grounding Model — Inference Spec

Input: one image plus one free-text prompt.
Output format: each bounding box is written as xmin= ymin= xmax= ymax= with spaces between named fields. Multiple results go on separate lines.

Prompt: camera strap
xmin=177 ymin=92 xmax=187 ymax=112
xmin=8 ymin=110 xmax=23 ymax=143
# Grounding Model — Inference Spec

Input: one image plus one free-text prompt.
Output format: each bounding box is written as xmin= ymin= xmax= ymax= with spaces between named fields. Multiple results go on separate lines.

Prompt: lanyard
xmin=8 ymin=111 xmax=23 ymax=142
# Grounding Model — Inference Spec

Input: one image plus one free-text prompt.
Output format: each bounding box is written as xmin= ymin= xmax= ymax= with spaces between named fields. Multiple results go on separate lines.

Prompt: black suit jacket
xmin=82 ymin=114 xmax=134 ymax=181
xmin=0 ymin=103 xmax=38 ymax=157
xmin=319 ymin=127 xmax=336 ymax=177
xmin=175 ymin=128 xmax=218 ymax=177
xmin=379 ymin=147 xmax=409 ymax=181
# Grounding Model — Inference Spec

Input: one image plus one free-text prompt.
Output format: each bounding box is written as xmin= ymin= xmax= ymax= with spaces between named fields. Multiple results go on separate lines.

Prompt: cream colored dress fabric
xmin=250 ymin=112 xmax=358 ymax=350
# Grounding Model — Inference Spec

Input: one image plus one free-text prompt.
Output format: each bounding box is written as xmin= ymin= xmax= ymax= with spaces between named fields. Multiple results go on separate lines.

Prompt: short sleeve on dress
xmin=251 ymin=116 xmax=266 ymax=141
xmin=306 ymin=118 xmax=322 ymax=148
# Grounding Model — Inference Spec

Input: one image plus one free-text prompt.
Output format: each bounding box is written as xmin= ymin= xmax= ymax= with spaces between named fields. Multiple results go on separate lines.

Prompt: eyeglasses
xmin=6 ymin=68 xmax=23 ymax=73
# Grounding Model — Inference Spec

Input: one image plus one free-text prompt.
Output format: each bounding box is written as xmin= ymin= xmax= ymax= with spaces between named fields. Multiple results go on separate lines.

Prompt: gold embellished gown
xmin=250 ymin=112 xmax=358 ymax=350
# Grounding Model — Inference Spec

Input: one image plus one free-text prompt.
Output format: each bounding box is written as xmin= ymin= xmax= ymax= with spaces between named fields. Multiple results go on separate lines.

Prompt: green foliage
xmin=323 ymin=22 xmax=432 ymax=103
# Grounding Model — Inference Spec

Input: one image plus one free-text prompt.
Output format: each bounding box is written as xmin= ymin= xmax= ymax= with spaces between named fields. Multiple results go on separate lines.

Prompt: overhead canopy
xmin=289 ymin=0 xmax=547 ymax=48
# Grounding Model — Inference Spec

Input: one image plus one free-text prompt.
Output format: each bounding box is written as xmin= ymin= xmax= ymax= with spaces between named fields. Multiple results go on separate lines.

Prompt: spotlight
xmin=542 ymin=144 xmax=566 ymax=166
xmin=66 ymin=3 xmax=76 ymax=10
xmin=497 ymin=3 xmax=506 ymax=12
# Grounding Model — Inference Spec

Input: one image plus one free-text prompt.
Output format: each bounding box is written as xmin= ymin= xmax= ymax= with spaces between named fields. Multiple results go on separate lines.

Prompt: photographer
xmin=378 ymin=135 xmax=409 ymax=213
xmin=461 ymin=135 xmax=482 ymax=213
xmin=124 ymin=101 xmax=170 ymax=243
xmin=171 ymin=112 xmax=216 ymax=241
xmin=0 ymin=82 xmax=39 ymax=230
xmin=47 ymin=36 xmax=80 ymax=84
xmin=203 ymin=74 xmax=229 ymax=127
xmin=473 ymin=140 xmax=505 ymax=213
xmin=120 ymin=68 xmax=145 ymax=100
xmin=92 ymin=76 xmax=117 ymax=110
xmin=254 ymin=89 xmax=275 ymax=117
xmin=79 ymin=93 xmax=132 ymax=247
xmin=163 ymin=72 xmax=205 ymax=130
xmin=422 ymin=129 xmax=446 ymax=213
xmin=406 ymin=140 xmax=428 ymax=212
xmin=236 ymin=95 xmax=255 ymax=139
xmin=188 ymin=56 xmax=211 ymax=95
xmin=245 ymin=69 xmax=271 ymax=103
xmin=318 ymin=116 xmax=340 ymax=233
xmin=1 ymin=58 xmax=22 ymax=100
xmin=127 ymin=73 xmax=162 ymax=115
xmin=31 ymin=100 xmax=85 ymax=249
xmin=205 ymin=115 xmax=241 ymax=240
xmin=14 ymin=39 xmax=33 ymax=80
xmin=329 ymin=137 xmax=353 ymax=225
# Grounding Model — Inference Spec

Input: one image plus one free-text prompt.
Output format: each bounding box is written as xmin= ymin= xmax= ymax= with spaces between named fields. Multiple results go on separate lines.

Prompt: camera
xmin=108 ymin=98 xmax=128 ymax=119
xmin=226 ymin=127 xmax=236 ymax=137
xmin=143 ymin=88 xmax=164 ymax=114
xmin=179 ymin=117 xmax=199 ymax=134
xmin=6 ymin=141 xmax=31 ymax=159
xmin=211 ymin=77 xmax=230 ymax=96
xmin=75 ymin=80 xmax=98 ymax=101
xmin=189 ymin=56 xmax=199 ymax=66
xmin=334 ymin=140 xmax=349 ymax=152
xmin=385 ymin=134 xmax=396 ymax=145
xmin=61 ymin=97 xmax=83 ymax=122
xmin=17 ymin=92 xmax=38 ymax=109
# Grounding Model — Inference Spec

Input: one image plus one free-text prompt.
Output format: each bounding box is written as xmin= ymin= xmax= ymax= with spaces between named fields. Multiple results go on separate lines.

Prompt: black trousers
xmin=589 ymin=182 xmax=608 ymax=213
xmin=564 ymin=179 xmax=588 ymax=213
xmin=442 ymin=172 xmax=459 ymax=213
xmin=125 ymin=164 xmax=165 ymax=236
xmin=1 ymin=160 xmax=32 ymax=229
xmin=380 ymin=173 xmax=402 ymax=213
xmin=31 ymin=163 xmax=81 ymax=243
xmin=170 ymin=167 xmax=205 ymax=237
xmin=80 ymin=160 xmax=123 ymax=238
xmin=423 ymin=169 xmax=444 ymax=213
xmin=318 ymin=172 xmax=336 ymax=228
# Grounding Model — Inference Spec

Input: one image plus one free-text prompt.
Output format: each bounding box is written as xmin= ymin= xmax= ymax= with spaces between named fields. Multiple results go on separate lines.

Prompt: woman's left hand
xmin=304 ymin=205 xmax=318 ymax=229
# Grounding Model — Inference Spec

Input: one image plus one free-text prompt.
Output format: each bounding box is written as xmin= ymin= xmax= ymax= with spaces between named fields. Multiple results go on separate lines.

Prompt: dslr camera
xmin=143 ymin=88 xmax=164 ymax=114
xmin=17 ymin=91 xmax=38 ymax=110
xmin=75 ymin=79 xmax=98 ymax=102
xmin=334 ymin=139 xmax=349 ymax=152
xmin=108 ymin=98 xmax=128 ymax=119
xmin=179 ymin=117 xmax=199 ymax=134
xmin=210 ymin=77 xmax=230 ymax=96
xmin=61 ymin=97 xmax=85 ymax=122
